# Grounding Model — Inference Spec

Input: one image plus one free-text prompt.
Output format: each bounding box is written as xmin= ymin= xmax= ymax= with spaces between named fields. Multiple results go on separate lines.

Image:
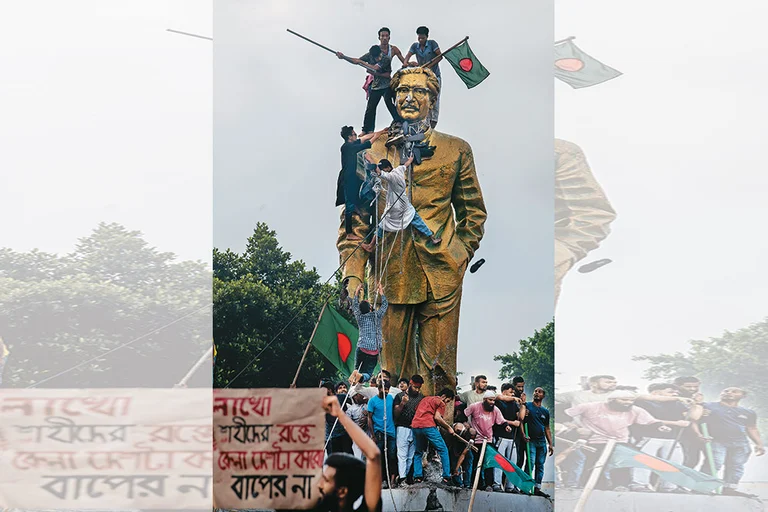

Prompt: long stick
xmin=290 ymin=301 xmax=329 ymax=388
xmin=166 ymin=28 xmax=212 ymax=41
xmin=452 ymin=431 xmax=479 ymax=453
xmin=554 ymin=36 xmax=576 ymax=46
xmin=574 ymin=439 xmax=616 ymax=512
xmin=525 ymin=424 xmax=534 ymax=479
xmin=467 ymin=439 xmax=488 ymax=512
xmin=420 ymin=36 xmax=469 ymax=70
xmin=286 ymin=29 xmax=377 ymax=72
xmin=175 ymin=346 xmax=213 ymax=387
xmin=700 ymin=423 xmax=721 ymax=494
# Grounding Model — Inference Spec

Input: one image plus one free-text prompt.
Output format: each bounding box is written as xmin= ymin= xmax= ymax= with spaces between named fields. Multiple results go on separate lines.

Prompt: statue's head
xmin=391 ymin=67 xmax=440 ymax=123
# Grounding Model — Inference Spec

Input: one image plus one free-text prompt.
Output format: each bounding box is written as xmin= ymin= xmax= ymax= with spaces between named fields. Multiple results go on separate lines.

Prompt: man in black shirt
xmin=339 ymin=126 xmax=385 ymax=240
xmin=317 ymin=395 xmax=383 ymax=512
xmin=673 ymin=376 xmax=704 ymax=469
xmin=392 ymin=374 xmax=424 ymax=485
xmin=630 ymin=383 xmax=696 ymax=492
xmin=492 ymin=383 xmax=523 ymax=492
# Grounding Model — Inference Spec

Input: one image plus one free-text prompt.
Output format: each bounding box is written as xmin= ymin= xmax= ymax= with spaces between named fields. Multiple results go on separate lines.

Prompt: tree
xmin=0 ymin=223 xmax=211 ymax=388
xmin=634 ymin=317 xmax=768 ymax=416
xmin=213 ymin=223 xmax=341 ymax=388
xmin=494 ymin=320 xmax=555 ymax=405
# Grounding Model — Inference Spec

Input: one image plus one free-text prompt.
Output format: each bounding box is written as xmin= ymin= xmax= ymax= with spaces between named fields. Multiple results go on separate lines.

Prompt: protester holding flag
xmin=689 ymin=387 xmax=765 ymax=497
xmin=465 ymin=390 xmax=512 ymax=490
xmin=319 ymin=395 xmax=382 ymax=512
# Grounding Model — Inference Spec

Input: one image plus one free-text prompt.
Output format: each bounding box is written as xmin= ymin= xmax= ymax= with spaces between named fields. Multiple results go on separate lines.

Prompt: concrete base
xmin=380 ymin=487 xmax=552 ymax=512
xmin=555 ymin=488 xmax=764 ymax=512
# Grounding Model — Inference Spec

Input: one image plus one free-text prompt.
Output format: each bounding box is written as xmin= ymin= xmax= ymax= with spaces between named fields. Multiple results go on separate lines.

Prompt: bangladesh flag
xmin=310 ymin=304 xmax=379 ymax=378
xmin=554 ymin=39 xmax=621 ymax=89
xmin=607 ymin=443 xmax=723 ymax=493
xmin=444 ymin=41 xmax=490 ymax=89
xmin=482 ymin=444 xmax=536 ymax=494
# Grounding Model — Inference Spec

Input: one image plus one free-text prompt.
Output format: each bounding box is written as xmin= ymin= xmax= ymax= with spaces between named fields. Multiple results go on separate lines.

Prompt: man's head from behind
xmin=391 ymin=67 xmax=440 ymax=123
xmin=322 ymin=381 xmax=336 ymax=397
xmin=589 ymin=375 xmax=617 ymax=393
xmin=318 ymin=454 xmax=366 ymax=511
xmin=359 ymin=300 xmax=371 ymax=315
xmin=648 ymin=383 xmax=678 ymax=397
xmin=368 ymin=45 xmax=382 ymax=61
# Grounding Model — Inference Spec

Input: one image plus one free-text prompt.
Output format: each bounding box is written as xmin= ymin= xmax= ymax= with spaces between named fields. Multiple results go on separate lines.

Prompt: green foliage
xmin=634 ymin=317 xmax=768 ymax=416
xmin=213 ymin=223 xmax=341 ymax=388
xmin=0 ymin=223 xmax=210 ymax=387
xmin=494 ymin=320 xmax=555 ymax=404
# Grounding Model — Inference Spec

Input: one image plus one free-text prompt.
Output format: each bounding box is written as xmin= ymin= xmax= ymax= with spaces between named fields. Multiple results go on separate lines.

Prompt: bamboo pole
xmin=419 ymin=36 xmax=469 ymax=70
xmin=700 ymin=423 xmax=721 ymax=494
xmin=467 ymin=439 xmax=488 ymax=512
xmin=174 ymin=346 xmax=213 ymax=387
xmin=290 ymin=301 xmax=328 ymax=388
xmin=573 ymin=439 xmax=616 ymax=512
xmin=286 ymin=29 xmax=377 ymax=72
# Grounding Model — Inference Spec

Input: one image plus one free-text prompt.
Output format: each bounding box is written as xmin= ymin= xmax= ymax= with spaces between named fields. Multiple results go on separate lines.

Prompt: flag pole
xmin=467 ymin=438 xmax=488 ymax=512
xmin=290 ymin=300 xmax=329 ymax=388
xmin=286 ymin=29 xmax=377 ymax=72
xmin=554 ymin=36 xmax=576 ymax=46
xmin=573 ymin=439 xmax=616 ymax=512
xmin=174 ymin=345 xmax=213 ymax=387
xmin=419 ymin=36 xmax=469 ymax=70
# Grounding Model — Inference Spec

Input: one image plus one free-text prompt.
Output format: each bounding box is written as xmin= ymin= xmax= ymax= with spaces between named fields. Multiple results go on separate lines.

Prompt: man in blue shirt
xmin=691 ymin=387 xmax=765 ymax=496
xmin=367 ymin=379 xmax=398 ymax=487
xmin=403 ymin=26 xmax=442 ymax=128
xmin=524 ymin=387 xmax=553 ymax=497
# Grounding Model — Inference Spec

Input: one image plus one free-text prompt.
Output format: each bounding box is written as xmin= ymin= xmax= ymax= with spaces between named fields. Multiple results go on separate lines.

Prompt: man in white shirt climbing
xmin=361 ymin=154 xmax=441 ymax=252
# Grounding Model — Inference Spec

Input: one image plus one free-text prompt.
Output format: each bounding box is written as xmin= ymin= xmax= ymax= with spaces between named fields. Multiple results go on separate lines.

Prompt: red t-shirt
xmin=411 ymin=396 xmax=446 ymax=429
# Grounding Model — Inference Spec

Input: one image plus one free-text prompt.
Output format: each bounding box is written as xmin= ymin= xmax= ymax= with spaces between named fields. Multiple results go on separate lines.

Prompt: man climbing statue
xmin=336 ymin=66 xmax=487 ymax=399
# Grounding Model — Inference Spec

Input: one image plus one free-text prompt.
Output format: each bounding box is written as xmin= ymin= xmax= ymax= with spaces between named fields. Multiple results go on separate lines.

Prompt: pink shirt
xmin=465 ymin=402 xmax=507 ymax=444
xmin=565 ymin=402 xmax=658 ymax=444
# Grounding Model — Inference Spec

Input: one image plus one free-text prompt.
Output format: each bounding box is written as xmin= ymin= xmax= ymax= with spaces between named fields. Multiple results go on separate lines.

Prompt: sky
xmin=0 ymin=0 xmax=212 ymax=265
xmin=554 ymin=0 xmax=768 ymax=480
xmin=213 ymin=0 xmax=554 ymax=390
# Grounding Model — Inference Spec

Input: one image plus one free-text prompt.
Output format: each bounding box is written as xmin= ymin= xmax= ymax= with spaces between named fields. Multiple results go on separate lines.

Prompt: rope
xmin=223 ymin=185 xmax=411 ymax=388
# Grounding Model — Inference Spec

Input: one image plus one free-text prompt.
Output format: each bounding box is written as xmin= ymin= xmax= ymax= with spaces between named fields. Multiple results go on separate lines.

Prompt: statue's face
xmin=395 ymin=73 xmax=433 ymax=122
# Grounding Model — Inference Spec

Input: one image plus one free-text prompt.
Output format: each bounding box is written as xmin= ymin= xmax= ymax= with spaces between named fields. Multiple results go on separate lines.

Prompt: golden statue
xmin=337 ymin=67 xmax=487 ymax=396
xmin=554 ymin=139 xmax=616 ymax=305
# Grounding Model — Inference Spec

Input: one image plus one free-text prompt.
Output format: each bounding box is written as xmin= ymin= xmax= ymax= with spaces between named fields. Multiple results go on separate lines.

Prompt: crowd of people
xmin=321 ymin=372 xmax=553 ymax=499
xmin=555 ymin=374 xmax=765 ymax=498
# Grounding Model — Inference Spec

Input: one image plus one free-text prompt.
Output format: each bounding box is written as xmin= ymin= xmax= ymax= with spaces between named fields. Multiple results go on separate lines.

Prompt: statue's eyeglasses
xmin=395 ymin=86 xmax=430 ymax=98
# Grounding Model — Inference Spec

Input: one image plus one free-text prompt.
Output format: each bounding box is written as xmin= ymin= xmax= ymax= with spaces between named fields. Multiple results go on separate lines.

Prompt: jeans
xmin=515 ymin=435 xmax=528 ymax=473
xmin=377 ymin=212 xmax=433 ymax=239
xmin=396 ymin=427 xmax=416 ymax=478
xmin=633 ymin=437 xmax=681 ymax=490
xmin=354 ymin=348 xmax=379 ymax=383
xmin=562 ymin=447 xmax=586 ymax=487
xmin=705 ymin=439 xmax=751 ymax=487
xmin=363 ymin=87 xmax=400 ymax=133
xmin=494 ymin=438 xmax=517 ymax=490
xmin=460 ymin=447 xmax=475 ymax=487
xmin=530 ymin=438 xmax=548 ymax=487
xmin=375 ymin=431 xmax=398 ymax=479
xmin=413 ymin=427 xmax=451 ymax=478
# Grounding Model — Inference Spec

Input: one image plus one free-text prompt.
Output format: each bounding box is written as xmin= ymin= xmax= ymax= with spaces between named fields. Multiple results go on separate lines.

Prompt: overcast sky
xmin=554 ymin=0 xmax=768 ymax=479
xmin=213 ymin=0 xmax=554 ymax=390
xmin=0 ymin=0 xmax=211 ymax=264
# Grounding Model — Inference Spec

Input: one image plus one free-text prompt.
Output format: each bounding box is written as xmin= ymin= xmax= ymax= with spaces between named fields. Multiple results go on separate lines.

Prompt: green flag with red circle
xmin=444 ymin=41 xmax=490 ymax=89
xmin=554 ymin=39 xmax=621 ymax=89
xmin=310 ymin=304 xmax=378 ymax=378
xmin=482 ymin=444 xmax=536 ymax=493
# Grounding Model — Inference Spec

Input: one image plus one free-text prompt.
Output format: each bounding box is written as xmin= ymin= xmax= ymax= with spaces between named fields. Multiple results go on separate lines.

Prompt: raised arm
xmin=376 ymin=294 xmax=388 ymax=319
xmin=323 ymin=396 xmax=381 ymax=511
